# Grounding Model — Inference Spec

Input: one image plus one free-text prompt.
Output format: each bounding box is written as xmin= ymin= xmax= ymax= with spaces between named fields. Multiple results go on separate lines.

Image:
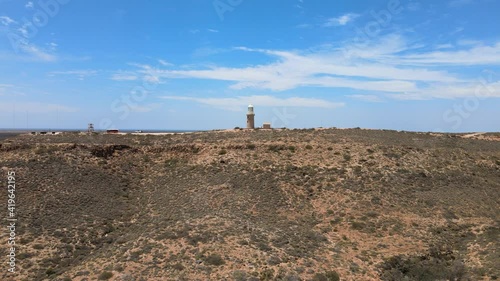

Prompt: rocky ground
xmin=0 ymin=128 xmax=499 ymax=281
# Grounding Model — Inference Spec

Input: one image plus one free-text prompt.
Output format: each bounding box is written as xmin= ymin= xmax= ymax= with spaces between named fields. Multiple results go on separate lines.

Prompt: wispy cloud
xmin=192 ymin=47 xmax=226 ymax=57
xmin=323 ymin=13 xmax=359 ymax=27
xmin=450 ymin=27 xmax=465 ymax=35
xmin=49 ymin=70 xmax=98 ymax=80
xmin=20 ymin=44 xmax=57 ymax=62
xmin=18 ymin=23 xmax=30 ymax=37
xmin=396 ymin=42 xmax=500 ymax=65
xmin=129 ymin=103 xmax=162 ymax=112
xmin=126 ymin=35 xmax=500 ymax=100
xmin=207 ymin=29 xmax=219 ymax=33
xmin=0 ymin=16 xmax=16 ymax=26
xmin=111 ymin=72 xmax=138 ymax=81
xmin=0 ymin=83 xmax=13 ymax=96
xmin=436 ymin=44 xmax=454 ymax=50
xmin=158 ymin=59 xmax=173 ymax=66
xmin=136 ymin=37 xmax=455 ymax=92
xmin=391 ymin=81 xmax=500 ymax=100
xmin=160 ymin=95 xmax=345 ymax=111
xmin=349 ymin=94 xmax=383 ymax=103
xmin=25 ymin=1 xmax=34 ymax=9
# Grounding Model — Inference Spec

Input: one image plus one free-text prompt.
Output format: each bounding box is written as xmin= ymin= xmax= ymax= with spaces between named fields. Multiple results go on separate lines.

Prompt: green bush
xmin=305 ymin=145 xmax=313 ymax=150
xmin=172 ymin=263 xmax=185 ymax=271
xmin=205 ymin=254 xmax=225 ymax=266
xmin=379 ymin=246 xmax=468 ymax=281
xmin=164 ymin=158 xmax=179 ymax=167
xmin=98 ymin=271 xmax=113 ymax=280
xmin=268 ymin=144 xmax=286 ymax=152
xmin=260 ymin=268 xmax=275 ymax=280
xmin=233 ymin=270 xmax=248 ymax=281
xmin=312 ymin=273 xmax=328 ymax=281
xmin=351 ymin=221 xmax=365 ymax=230
xmin=219 ymin=149 xmax=227 ymax=155
xmin=313 ymin=270 xmax=341 ymax=281
xmin=325 ymin=270 xmax=340 ymax=281
xmin=46 ymin=268 xmax=56 ymax=276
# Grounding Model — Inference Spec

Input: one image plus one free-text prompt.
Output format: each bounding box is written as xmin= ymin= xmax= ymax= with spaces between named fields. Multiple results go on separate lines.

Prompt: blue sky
xmin=0 ymin=0 xmax=499 ymax=131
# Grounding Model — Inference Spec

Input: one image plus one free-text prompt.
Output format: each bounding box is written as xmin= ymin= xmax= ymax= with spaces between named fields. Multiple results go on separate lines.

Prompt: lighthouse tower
xmin=246 ymin=104 xmax=255 ymax=129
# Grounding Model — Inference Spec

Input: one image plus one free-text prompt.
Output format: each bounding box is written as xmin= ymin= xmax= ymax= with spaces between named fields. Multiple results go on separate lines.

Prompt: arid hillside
xmin=0 ymin=128 xmax=499 ymax=281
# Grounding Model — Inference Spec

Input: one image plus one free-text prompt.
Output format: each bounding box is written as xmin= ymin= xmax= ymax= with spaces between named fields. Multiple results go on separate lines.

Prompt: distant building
xmin=263 ymin=122 xmax=271 ymax=129
xmin=246 ymin=104 xmax=255 ymax=129
xmin=106 ymin=129 xmax=119 ymax=134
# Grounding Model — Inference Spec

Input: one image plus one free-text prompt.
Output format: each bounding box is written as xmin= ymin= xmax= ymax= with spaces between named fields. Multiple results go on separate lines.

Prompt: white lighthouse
xmin=246 ymin=104 xmax=255 ymax=129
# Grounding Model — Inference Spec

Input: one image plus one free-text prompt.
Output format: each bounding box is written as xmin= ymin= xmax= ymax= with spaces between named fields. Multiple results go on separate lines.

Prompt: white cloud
xmin=25 ymin=1 xmax=34 ymax=9
xmin=160 ymin=95 xmax=345 ymax=111
xmin=192 ymin=47 xmax=225 ymax=57
xmin=18 ymin=24 xmax=30 ymax=37
xmin=20 ymin=44 xmax=57 ymax=62
xmin=111 ymin=73 xmax=138 ymax=81
xmin=141 ymin=38 xmax=457 ymax=93
xmin=396 ymin=42 xmax=500 ymax=65
xmin=158 ymin=59 xmax=173 ymax=66
xmin=128 ymin=35 xmax=500 ymax=100
xmin=349 ymin=95 xmax=383 ymax=102
xmin=457 ymin=39 xmax=482 ymax=46
xmin=207 ymin=29 xmax=219 ymax=33
xmin=143 ymin=74 xmax=162 ymax=84
xmin=391 ymin=80 xmax=500 ymax=100
xmin=436 ymin=44 xmax=454 ymax=50
xmin=323 ymin=13 xmax=359 ymax=27
xmin=0 ymin=84 xmax=13 ymax=96
xmin=128 ymin=103 xmax=162 ymax=113
xmin=49 ymin=70 xmax=98 ymax=80
xmin=0 ymin=16 xmax=16 ymax=26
